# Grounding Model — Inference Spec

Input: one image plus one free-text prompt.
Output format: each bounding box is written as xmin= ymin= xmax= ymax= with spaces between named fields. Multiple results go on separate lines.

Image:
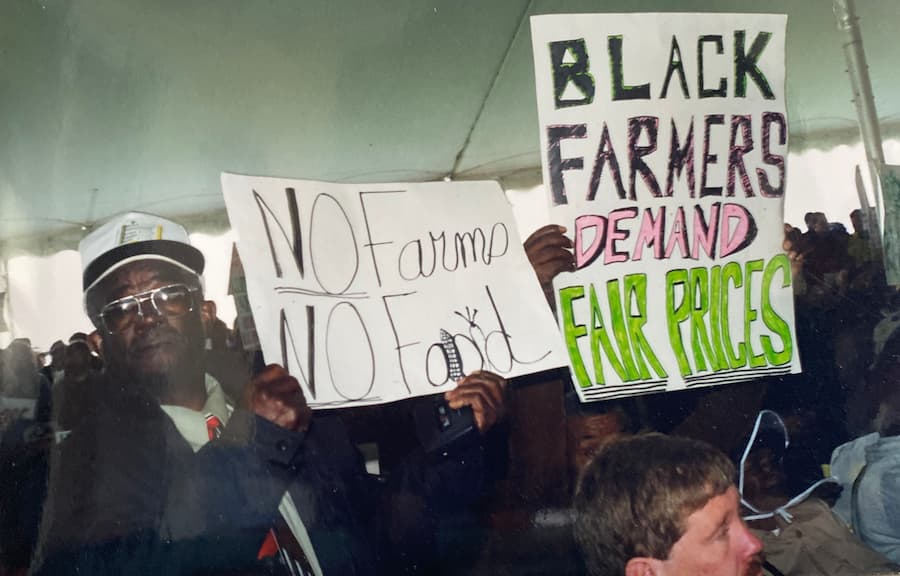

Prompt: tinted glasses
xmin=99 ymin=284 xmax=197 ymax=334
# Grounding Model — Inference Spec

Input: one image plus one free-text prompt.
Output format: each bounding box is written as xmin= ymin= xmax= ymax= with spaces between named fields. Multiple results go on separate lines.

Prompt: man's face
xmin=813 ymin=214 xmax=829 ymax=234
xmin=93 ymin=261 xmax=204 ymax=385
xmin=657 ymin=486 xmax=763 ymax=576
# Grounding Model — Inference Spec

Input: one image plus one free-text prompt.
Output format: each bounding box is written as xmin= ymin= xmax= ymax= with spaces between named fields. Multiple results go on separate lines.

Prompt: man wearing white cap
xmin=35 ymin=212 xmax=506 ymax=575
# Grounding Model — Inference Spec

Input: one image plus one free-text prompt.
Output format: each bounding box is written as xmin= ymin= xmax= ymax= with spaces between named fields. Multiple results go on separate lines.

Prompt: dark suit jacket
xmin=33 ymin=392 xmax=484 ymax=575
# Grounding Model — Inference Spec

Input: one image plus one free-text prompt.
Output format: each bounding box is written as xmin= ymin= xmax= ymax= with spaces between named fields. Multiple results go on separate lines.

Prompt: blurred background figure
xmin=50 ymin=333 xmax=103 ymax=432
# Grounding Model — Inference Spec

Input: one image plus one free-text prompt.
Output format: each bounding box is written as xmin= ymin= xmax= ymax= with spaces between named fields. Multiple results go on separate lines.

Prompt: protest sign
xmin=530 ymin=13 xmax=800 ymax=402
xmin=222 ymin=173 xmax=567 ymax=408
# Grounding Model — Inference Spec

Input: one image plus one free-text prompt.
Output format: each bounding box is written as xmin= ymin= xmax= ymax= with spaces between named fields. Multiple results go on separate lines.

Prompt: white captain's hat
xmin=79 ymin=211 xmax=205 ymax=293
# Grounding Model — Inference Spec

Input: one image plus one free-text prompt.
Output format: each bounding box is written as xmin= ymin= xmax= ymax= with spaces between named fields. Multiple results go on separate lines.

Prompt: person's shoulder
xmin=831 ymin=432 xmax=879 ymax=472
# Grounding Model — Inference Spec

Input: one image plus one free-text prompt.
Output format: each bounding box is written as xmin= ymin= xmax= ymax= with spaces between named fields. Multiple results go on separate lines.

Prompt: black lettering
xmin=666 ymin=117 xmax=696 ymax=197
xmin=734 ymin=30 xmax=775 ymax=99
xmin=425 ymin=343 xmax=451 ymax=386
xmin=280 ymin=306 xmax=315 ymax=399
xmin=757 ymin=112 xmax=786 ymax=197
xmin=454 ymin=229 xmax=487 ymax=267
xmin=489 ymin=223 xmax=510 ymax=260
xmin=398 ymin=239 xmax=436 ymax=281
xmin=698 ymin=35 xmax=727 ymax=98
xmin=700 ymin=114 xmax=725 ymax=197
xmin=547 ymin=124 xmax=587 ymax=206
xmin=309 ymin=193 xmax=359 ymax=295
xmin=550 ymin=38 xmax=596 ymax=108
xmin=727 ymin=115 xmax=755 ymax=197
xmin=588 ymin=122 xmax=627 ymax=201
xmin=483 ymin=285 xmax=551 ymax=370
xmin=628 ymin=116 xmax=661 ymax=199
xmin=609 ymin=35 xmax=651 ymax=100
xmin=359 ymin=190 xmax=403 ymax=287
xmin=325 ymin=302 xmax=375 ymax=401
xmin=381 ymin=293 xmax=417 ymax=394
xmin=253 ymin=189 xmax=303 ymax=280
xmin=660 ymin=36 xmax=690 ymax=99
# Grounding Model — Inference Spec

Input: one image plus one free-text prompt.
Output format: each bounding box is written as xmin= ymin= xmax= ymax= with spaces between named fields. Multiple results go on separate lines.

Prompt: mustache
xmin=130 ymin=325 xmax=190 ymax=352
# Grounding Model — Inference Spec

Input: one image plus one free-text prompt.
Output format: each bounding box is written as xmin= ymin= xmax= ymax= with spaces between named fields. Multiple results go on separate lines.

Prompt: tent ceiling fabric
xmin=2 ymin=0 xmax=899 ymax=251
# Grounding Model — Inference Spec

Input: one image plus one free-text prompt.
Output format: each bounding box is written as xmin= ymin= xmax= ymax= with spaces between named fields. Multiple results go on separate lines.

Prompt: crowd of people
xmin=0 ymin=206 xmax=897 ymax=576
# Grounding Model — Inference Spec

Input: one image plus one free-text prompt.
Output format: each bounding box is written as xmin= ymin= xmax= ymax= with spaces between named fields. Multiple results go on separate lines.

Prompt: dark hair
xmin=573 ymin=433 xmax=735 ymax=576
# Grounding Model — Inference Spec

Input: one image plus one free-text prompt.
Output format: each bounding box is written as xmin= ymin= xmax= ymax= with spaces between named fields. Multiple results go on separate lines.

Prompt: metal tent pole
xmin=834 ymin=0 xmax=885 ymax=244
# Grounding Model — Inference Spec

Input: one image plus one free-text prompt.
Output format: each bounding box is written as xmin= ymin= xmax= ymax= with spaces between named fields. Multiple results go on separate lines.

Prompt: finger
xmin=254 ymin=364 xmax=292 ymax=385
xmin=258 ymin=386 xmax=308 ymax=413
xmin=445 ymin=388 xmax=498 ymax=420
xmin=249 ymin=379 xmax=307 ymax=414
xmin=526 ymin=233 xmax=574 ymax=255
xmin=257 ymin=377 xmax=304 ymax=396
xmin=248 ymin=382 xmax=296 ymax=408
xmin=252 ymin=370 xmax=303 ymax=395
xmin=447 ymin=392 xmax=489 ymax=432
xmin=530 ymin=244 xmax=576 ymax=267
xmin=456 ymin=371 xmax=505 ymax=409
xmin=273 ymin=405 xmax=298 ymax=429
xmin=446 ymin=384 xmax=497 ymax=410
xmin=524 ymin=225 xmax=569 ymax=251
xmin=252 ymin=396 xmax=283 ymax=422
xmin=446 ymin=386 xmax=501 ymax=424
xmin=535 ymin=259 xmax=577 ymax=285
xmin=462 ymin=370 xmax=507 ymax=393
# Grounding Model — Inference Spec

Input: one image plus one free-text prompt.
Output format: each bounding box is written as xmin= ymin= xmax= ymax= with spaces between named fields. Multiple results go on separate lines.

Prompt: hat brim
xmin=83 ymin=239 xmax=205 ymax=293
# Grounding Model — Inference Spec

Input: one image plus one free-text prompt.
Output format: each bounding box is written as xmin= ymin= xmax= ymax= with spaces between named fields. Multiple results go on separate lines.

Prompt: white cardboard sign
xmin=530 ymin=13 xmax=800 ymax=402
xmin=222 ymin=173 xmax=567 ymax=408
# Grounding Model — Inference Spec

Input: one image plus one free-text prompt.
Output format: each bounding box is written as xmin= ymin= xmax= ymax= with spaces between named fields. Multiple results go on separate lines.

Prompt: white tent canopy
xmin=2 ymin=0 xmax=900 ymax=256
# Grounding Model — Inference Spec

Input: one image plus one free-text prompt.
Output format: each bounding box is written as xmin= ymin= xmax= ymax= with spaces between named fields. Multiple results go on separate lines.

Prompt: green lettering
xmin=721 ymin=261 xmax=747 ymax=368
xmin=624 ymin=273 xmax=667 ymax=379
xmin=606 ymin=279 xmax=639 ymax=380
xmin=689 ymin=267 xmax=721 ymax=372
xmin=744 ymin=259 xmax=766 ymax=368
xmin=708 ymin=265 xmax=730 ymax=369
xmin=665 ymin=269 xmax=693 ymax=377
xmin=559 ymin=286 xmax=591 ymax=387
xmin=760 ymin=254 xmax=793 ymax=364
xmin=589 ymin=284 xmax=627 ymax=384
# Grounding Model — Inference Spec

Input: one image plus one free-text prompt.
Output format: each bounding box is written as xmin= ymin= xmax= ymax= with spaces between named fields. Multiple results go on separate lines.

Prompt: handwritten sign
xmin=530 ymin=13 xmax=800 ymax=402
xmin=222 ymin=174 xmax=567 ymax=408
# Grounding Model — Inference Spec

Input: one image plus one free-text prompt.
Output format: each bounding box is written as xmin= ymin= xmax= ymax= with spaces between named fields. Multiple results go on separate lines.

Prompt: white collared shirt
xmin=161 ymin=375 xmax=323 ymax=576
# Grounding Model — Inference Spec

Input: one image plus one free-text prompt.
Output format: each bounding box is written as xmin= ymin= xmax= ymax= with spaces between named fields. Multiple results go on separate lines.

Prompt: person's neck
xmin=159 ymin=370 xmax=207 ymax=410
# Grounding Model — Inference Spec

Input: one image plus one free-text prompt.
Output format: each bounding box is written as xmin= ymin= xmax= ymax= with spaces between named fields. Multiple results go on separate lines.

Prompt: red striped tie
xmin=205 ymin=414 xmax=223 ymax=440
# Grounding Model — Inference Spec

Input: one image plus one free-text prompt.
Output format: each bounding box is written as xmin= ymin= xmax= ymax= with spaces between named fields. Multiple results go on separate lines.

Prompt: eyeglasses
xmin=98 ymin=284 xmax=197 ymax=334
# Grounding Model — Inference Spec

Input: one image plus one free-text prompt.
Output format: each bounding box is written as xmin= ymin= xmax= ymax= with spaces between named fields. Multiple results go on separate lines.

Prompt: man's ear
xmin=625 ymin=557 xmax=661 ymax=576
